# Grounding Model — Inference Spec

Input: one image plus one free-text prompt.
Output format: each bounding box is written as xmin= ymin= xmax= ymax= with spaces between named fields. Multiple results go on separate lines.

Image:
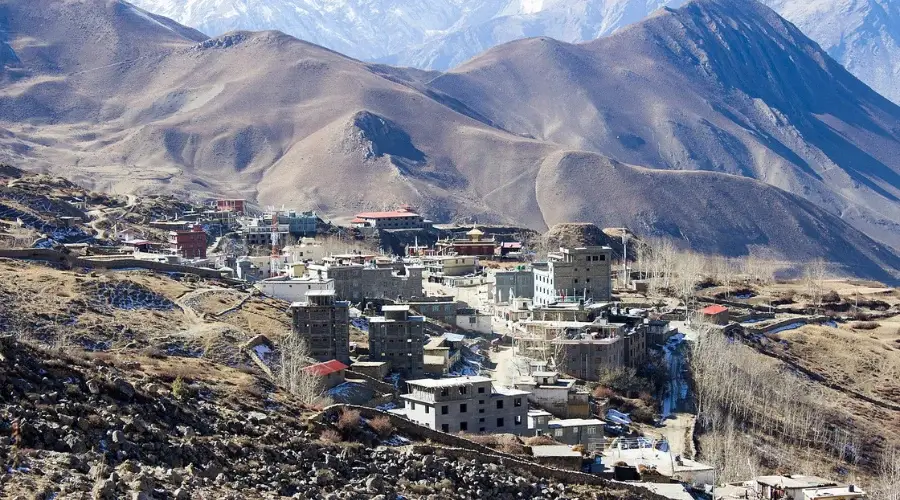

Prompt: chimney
xmin=849 ymin=485 xmax=855 ymax=493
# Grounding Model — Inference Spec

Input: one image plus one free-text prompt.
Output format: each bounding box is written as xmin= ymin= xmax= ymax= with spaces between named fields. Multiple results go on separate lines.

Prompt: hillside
xmin=431 ymin=0 xmax=900 ymax=252
xmin=0 ymin=333 xmax=664 ymax=498
xmin=0 ymin=0 xmax=899 ymax=282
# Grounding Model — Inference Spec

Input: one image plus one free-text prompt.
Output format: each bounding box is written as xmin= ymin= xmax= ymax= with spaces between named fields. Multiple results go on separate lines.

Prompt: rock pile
xmin=0 ymin=338 xmax=661 ymax=499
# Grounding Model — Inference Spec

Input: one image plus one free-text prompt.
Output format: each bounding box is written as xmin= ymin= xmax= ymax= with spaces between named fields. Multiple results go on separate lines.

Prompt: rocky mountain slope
xmin=130 ymin=0 xmax=900 ymax=107
xmin=1 ymin=333 xmax=664 ymax=499
xmin=0 ymin=0 xmax=899 ymax=282
xmin=761 ymin=0 xmax=900 ymax=105
xmin=430 ymin=0 xmax=900 ymax=252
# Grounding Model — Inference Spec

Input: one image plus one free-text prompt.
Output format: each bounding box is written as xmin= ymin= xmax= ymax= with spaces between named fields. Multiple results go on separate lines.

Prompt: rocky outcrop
xmin=0 ymin=336 xmax=664 ymax=499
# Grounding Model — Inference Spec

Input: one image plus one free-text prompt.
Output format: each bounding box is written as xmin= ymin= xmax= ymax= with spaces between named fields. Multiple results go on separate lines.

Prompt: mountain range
xmin=130 ymin=0 xmax=900 ymax=105
xmin=0 ymin=0 xmax=899 ymax=282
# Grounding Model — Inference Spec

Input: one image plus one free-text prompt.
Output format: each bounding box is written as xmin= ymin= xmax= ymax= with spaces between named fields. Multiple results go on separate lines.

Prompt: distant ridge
xmin=0 ymin=0 xmax=898 ymax=282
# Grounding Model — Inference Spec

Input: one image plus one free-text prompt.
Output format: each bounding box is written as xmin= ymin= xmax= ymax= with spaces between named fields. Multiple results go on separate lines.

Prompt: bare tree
xmin=804 ymin=258 xmax=828 ymax=314
xmin=872 ymin=447 xmax=900 ymax=500
xmin=277 ymin=333 xmax=331 ymax=407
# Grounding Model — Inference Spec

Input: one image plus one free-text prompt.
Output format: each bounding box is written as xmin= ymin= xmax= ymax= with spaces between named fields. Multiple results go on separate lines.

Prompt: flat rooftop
xmin=492 ymin=386 xmax=531 ymax=397
xmin=531 ymin=446 xmax=580 ymax=458
xmin=548 ymin=418 xmax=604 ymax=428
xmin=351 ymin=361 xmax=388 ymax=367
xmin=382 ymin=305 xmax=411 ymax=312
xmin=306 ymin=289 xmax=336 ymax=296
xmin=528 ymin=409 xmax=553 ymax=417
xmin=406 ymin=376 xmax=492 ymax=388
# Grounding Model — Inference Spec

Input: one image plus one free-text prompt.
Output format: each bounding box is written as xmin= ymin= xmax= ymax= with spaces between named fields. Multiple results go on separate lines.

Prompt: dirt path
xmin=641 ymin=413 xmax=695 ymax=457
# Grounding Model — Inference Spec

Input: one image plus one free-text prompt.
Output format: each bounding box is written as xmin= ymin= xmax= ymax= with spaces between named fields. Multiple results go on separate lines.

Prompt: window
xmin=574 ymin=279 xmax=578 ymax=284
xmin=478 ymin=408 xmax=485 ymax=414
xmin=479 ymin=418 xmax=485 ymax=423
xmin=479 ymin=427 xmax=486 ymax=432
xmin=460 ymin=422 xmax=468 ymax=431
xmin=599 ymin=255 xmax=606 ymax=261
xmin=410 ymin=402 xmax=415 ymax=410
xmin=460 ymin=404 xmax=467 ymax=413
xmin=587 ymin=427 xmax=597 ymax=435
xmin=460 ymin=386 xmax=467 ymax=395
xmin=554 ymin=429 xmax=564 ymax=438
xmin=515 ymin=416 xmax=522 ymax=426
xmin=496 ymin=400 xmax=504 ymax=409
xmin=441 ymin=424 xmax=449 ymax=433
xmin=441 ymin=388 xmax=449 ymax=397
xmin=441 ymin=405 xmax=449 ymax=415
xmin=496 ymin=418 xmax=504 ymax=427
xmin=514 ymin=398 xmax=522 ymax=407
xmin=424 ymin=406 xmax=430 ymax=414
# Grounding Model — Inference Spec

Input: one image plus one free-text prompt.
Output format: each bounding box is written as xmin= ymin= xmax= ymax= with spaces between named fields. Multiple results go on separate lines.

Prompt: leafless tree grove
xmin=634 ymin=238 xmax=784 ymax=299
xmin=872 ymin=447 xmax=900 ymax=500
xmin=276 ymin=333 xmax=332 ymax=407
xmin=690 ymin=325 xmax=863 ymax=481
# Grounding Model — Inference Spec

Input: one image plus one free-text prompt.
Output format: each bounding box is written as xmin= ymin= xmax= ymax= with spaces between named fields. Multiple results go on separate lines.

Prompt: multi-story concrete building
xmin=397 ymin=376 xmax=530 ymax=434
xmin=514 ymin=371 xmax=590 ymax=418
xmin=255 ymin=276 xmax=334 ymax=302
xmin=528 ymin=411 xmax=604 ymax=447
xmin=623 ymin=327 xmax=649 ymax=369
xmin=216 ymin=199 xmax=246 ymax=215
xmin=404 ymin=296 xmax=458 ymax=325
xmin=434 ymin=228 xmax=497 ymax=257
xmin=493 ymin=268 xmax=534 ymax=303
xmin=168 ymin=225 xmax=207 ymax=259
xmin=264 ymin=209 xmax=318 ymax=236
xmin=422 ymin=255 xmax=477 ymax=278
xmin=555 ymin=331 xmax=625 ymax=381
xmin=369 ymin=305 xmax=426 ymax=378
xmin=351 ymin=208 xmax=425 ymax=230
xmin=240 ymin=218 xmax=291 ymax=246
xmin=307 ymin=264 xmax=423 ymax=302
xmin=290 ymin=290 xmax=350 ymax=365
xmin=533 ymin=246 xmax=612 ymax=306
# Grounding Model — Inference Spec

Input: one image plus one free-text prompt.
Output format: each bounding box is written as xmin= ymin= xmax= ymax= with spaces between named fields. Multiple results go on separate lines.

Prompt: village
xmin=0 ymin=169 xmax=897 ymax=499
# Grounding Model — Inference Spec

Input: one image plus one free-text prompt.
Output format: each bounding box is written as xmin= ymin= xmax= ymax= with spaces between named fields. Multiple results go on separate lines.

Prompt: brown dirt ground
xmin=0 ymin=259 xmax=292 ymax=367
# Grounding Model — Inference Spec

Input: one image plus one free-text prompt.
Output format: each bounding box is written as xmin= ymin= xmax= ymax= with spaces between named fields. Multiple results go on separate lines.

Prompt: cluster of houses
xmin=118 ymin=202 xmax=866 ymax=497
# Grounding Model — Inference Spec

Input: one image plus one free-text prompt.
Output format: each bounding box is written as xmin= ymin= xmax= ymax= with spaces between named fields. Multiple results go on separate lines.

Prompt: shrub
xmin=630 ymin=405 xmax=656 ymax=425
xmin=319 ymin=429 xmax=343 ymax=443
xmin=592 ymin=386 xmax=614 ymax=399
xmin=497 ymin=434 xmax=526 ymax=455
xmin=463 ymin=433 xmax=499 ymax=447
xmin=822 ymin=290 xmax=841 ymax=303
xmin=524 ymin=435 xmax=560 ymax=446
xmin=368 ymin=416 xmax=395 ymax=438
xmin=336 ymin=408 xmax=361 ymax=432
xmin=171 ymin=376 xmax=186 ymax=400
xmin=851 ymin=321 xmax=880 ymax=331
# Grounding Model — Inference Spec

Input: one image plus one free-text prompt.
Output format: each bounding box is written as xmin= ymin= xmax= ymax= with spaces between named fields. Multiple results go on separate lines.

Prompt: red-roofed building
xmin=168 ymin=225 xmax=207 ymax=259
xmin=302 ymin=360 xmax=348 ymax=389
xmin=216 ymin=199 xmax=246 ymax=215
xmin=351 ymin=207 xmax=424 ymax=230
xmin=700 ymin=305 xmax=730 ymax=325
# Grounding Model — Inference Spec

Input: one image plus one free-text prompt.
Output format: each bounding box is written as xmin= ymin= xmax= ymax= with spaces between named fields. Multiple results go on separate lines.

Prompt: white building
xmin=515 ymin=371 xmax=589 ymax=418
xmin=533 ymin=246 xmax=612 ymax=306
xmin=394 ymin=376 xmax=530 ymax=435
xmin=254 ymin=276 xmax=334 ymax=302
xmin=455 ymin=308 xmax=492 ymax=334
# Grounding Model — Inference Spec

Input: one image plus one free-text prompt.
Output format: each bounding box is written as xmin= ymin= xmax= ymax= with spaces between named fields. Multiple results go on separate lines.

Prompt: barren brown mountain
xmin=0 ymin=0 xmax=898 ymax=282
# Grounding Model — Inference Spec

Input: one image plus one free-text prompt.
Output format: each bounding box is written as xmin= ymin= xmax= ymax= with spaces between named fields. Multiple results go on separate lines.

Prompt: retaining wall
xmin=0 ymin=248 xmax=241 ymax=283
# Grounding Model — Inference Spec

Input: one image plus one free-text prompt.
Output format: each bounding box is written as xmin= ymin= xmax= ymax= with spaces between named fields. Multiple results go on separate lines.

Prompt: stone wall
xmin=0 ymin=248 xmax=239 ymax=283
